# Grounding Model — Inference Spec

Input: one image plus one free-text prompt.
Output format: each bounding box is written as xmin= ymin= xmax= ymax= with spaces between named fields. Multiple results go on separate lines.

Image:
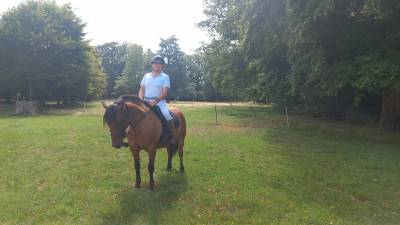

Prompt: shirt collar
xmin=151 ymin=71 xmax=163 ymax=77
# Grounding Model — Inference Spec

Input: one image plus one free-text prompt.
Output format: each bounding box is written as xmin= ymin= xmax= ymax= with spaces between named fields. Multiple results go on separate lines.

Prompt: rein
xmin=128 ymin=107 xmax=152 ymax=129
xmin=118 ymin=100 xmax=154 ymax=136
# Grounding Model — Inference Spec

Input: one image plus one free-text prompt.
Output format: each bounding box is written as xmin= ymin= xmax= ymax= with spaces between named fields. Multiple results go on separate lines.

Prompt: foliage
xmin=158 ymin=36 xmax=189 ymax=100
xmin=200 ymin=0 xmax=400 ymax=130
xmin=0 ymin=1 xmax=90 ymax=103
xmin=87 ymin=47 xmax=107 ymax=100
xmin=185 ymin=53 xmax=222 ymax=101
xmin=113 ymin=44 xmax=146 ymax=96
xmin=96 ymin=42 xmax=129 ymax=97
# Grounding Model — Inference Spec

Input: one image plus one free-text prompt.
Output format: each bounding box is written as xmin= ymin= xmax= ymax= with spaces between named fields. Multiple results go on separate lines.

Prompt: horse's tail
xmin=171 ymin=110 xmax=186 ymax=157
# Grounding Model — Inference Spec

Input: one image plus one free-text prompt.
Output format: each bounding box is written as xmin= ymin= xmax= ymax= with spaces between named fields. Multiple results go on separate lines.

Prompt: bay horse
xmin=102 ymin=95 xmax=186 ymax=189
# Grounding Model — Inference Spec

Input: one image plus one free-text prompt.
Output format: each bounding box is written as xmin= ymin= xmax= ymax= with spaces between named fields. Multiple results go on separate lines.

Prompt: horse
xmin=102 ymin=95 xmax=186 ymax=189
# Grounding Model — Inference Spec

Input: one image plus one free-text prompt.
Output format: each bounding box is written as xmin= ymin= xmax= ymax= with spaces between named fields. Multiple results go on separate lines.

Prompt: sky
xmin=0 ymin=0 xmax=210 ymax=53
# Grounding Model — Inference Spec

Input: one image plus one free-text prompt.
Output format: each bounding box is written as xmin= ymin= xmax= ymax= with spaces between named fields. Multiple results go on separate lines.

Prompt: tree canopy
xmin=0 ymin=1 xmax=105 ymax=103
xmin=1 ymin=0 xmax=398 ymax=131
xmin=158 ymin=36 xmax=189 ymax=100
xmin=200 ymin=0 xmax=400 ymax=131
xmin=113 ymin=44 xmax=147 ymax=96
xmin=96 ymin=42 xmax=128 ymax=97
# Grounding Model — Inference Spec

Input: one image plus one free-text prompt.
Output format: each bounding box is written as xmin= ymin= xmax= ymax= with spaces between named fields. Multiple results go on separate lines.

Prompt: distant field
xmin=0 ymin=101 xmax=399 ymax=225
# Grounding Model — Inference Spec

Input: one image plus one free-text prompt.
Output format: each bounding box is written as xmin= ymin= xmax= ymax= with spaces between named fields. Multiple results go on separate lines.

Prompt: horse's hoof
xmin=122 ymin=142 xmax=129 ymax=147
xmin=134 ymin=184 xmax=141 ymax=188
xmin=149 ymin=181 xmax=154 ymax=190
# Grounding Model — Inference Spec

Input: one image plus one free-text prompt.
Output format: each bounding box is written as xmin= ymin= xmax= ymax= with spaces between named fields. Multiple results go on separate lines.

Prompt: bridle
xmin=112 ymin=100 xmax=154 ymax=138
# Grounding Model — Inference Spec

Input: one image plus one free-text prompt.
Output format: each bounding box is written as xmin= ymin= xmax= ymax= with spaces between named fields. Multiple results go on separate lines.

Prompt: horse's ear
xmin=123 ymin=102 xmax=136 ymax=112
xmin=102 ymin=101 xmax=108 ymax=109
xmin=122 ymin=103 xmax=127 ymax=113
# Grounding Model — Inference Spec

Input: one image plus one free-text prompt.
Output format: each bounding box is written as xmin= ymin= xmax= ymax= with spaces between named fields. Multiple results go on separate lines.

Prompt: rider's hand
xmin=149 ymin=100 xmax=158 ymax=106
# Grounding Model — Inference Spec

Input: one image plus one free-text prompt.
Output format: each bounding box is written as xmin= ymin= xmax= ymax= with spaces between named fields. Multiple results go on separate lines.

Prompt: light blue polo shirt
xmin=140 ymin=72 xmax=170 ymax=99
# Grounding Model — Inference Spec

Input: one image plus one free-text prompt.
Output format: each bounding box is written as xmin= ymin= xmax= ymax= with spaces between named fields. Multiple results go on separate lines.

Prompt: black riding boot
xmin=151 ymin=106 xmax=178 ymax=151
xmin=166 ymin=120 xmax=178 ymax=152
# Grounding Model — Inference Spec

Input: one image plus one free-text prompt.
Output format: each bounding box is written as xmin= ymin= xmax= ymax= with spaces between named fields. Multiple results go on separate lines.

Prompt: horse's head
xmin=102 ymin=101 xmax=130 ymax=149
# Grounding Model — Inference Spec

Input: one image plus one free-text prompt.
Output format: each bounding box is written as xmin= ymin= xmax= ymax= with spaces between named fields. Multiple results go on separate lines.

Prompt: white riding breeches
xmin=157 ymin=100 xmax=173 ymax=121
xmin=145 ymin=99 xmax=172 ymax=121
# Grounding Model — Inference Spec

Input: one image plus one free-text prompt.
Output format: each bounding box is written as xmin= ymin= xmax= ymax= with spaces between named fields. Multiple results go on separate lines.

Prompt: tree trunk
xmin=379 ymin=89 xmax=400 ymax=132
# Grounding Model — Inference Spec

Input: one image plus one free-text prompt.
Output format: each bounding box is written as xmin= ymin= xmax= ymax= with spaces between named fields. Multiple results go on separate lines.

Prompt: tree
xmin=0 ymin=1 xmax=89 ymax=103
xmin=284 ymin=0 xmax=400 ymax=127
xmin=185 ymin=54 xmax=205 ymax=100
xmin=87 ymin=47 xmax=107 ymax=100
xmin=113 ymin=44 xmax=145 ymax=96
xmin=186 ymin=52 xmax=223 ymax=101
xmin=200 ymin=0 xmax=400 ymax=131
xmin=96 ymin=42 xmax=129 ymax=97
xmin=158 ymin=36 xmax=188 ymax=100
xmin=143 ymin=48 xmax=154 ymax=72
xmin=200 ymin=0 xmax=258 ymax=101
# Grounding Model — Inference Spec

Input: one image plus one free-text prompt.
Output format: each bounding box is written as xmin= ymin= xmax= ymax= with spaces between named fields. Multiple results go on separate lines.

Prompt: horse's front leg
xmin=130 ymin=147 xmax=141 ymax=188
xmin=166 ymin=146 xmax=172 ymax=171
xmin=148 ymin=148 xmax=157 ymax=189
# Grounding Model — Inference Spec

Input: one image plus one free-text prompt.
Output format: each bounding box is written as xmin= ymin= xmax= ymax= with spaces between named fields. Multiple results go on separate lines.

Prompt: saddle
xmin=150 ymin=106 xmax=179 ymax=144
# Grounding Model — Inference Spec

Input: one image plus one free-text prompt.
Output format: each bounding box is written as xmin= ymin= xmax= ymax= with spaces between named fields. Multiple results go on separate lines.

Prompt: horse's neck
xmin=126 ymin=104 xmax=162 ymax=143
xmin=126 ymin=103 xmax=153 ymax=126
xmin=127 ymin=104 xmax=147 ymax=118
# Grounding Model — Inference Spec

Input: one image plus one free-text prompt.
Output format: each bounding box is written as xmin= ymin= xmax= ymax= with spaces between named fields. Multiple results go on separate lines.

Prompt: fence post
xmin=215 ymin=104 xmax=218 ymax=125
xmin=285 ymin=107 xmax=290 ymax=128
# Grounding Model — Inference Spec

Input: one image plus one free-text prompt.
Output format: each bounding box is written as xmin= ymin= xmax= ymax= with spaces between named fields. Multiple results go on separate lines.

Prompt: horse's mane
xmin=103 ymin=95 xmax=151 ymax=127
xmin=103 ymin=104 xmax=118 ymax=125
xmin=119 ymin=95 xmax=152 ymax=108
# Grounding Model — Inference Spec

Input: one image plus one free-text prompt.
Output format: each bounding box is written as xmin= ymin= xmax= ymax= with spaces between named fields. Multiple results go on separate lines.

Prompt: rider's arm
xmin=139 ymin=86 xmax=145 ymax=100
xmin=156 ymin=75 xmax=170 ymax=103
xmin=139 ymin=74 xmax=147 ymax=100
xmin=157 ymin=87 xmax=169 ymax=102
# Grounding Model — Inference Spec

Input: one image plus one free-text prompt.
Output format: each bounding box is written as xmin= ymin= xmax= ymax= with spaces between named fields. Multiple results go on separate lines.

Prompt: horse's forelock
xmin=103 ymin=96 xmax=149 ymax=127
xmin=103 ymin=104 xmax=118 ymax=125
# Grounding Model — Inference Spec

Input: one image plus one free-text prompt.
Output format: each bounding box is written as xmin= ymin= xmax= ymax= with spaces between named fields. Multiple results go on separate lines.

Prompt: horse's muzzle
xmin=112 ymin=142 xmax=129 ymax=149
xmin=112 ymin=144 xmax=122 ymax=149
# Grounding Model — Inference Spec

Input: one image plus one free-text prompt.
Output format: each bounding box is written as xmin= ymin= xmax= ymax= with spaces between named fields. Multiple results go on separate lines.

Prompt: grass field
xmin=0 ymin=101 xmax=399 ymax=225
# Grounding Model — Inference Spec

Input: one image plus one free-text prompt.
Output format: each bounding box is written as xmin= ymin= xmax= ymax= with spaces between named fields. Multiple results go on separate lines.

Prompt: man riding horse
xmin=102 ymin=55 xmax=186 ymax=189
xmin=138 ymin=55 xmax=178 ymax=151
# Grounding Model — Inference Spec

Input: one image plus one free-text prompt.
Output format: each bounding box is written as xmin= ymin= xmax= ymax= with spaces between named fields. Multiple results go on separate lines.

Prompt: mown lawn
xmin=0 ymin=101 xmax=399 ymax=225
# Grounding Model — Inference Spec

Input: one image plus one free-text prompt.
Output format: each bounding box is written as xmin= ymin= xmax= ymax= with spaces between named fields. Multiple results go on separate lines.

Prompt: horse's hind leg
xmin=178 ymin=144 xmax=184 ymax=172
xmin=166 ymin=146 xmax=172 ymax=171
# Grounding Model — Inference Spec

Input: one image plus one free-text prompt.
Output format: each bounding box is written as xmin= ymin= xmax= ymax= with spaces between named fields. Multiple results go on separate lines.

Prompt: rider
xmin=138 ymin=55 xmax=177 ymax=150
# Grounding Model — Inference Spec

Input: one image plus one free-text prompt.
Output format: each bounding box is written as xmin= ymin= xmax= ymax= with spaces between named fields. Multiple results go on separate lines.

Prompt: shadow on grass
xmin=100 ymin=172 xmax=188 ymax=225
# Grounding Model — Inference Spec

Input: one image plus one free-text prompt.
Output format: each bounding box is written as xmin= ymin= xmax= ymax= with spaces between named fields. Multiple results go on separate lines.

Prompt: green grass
xmin=0 ymin=101 xmax=399 ymax=225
